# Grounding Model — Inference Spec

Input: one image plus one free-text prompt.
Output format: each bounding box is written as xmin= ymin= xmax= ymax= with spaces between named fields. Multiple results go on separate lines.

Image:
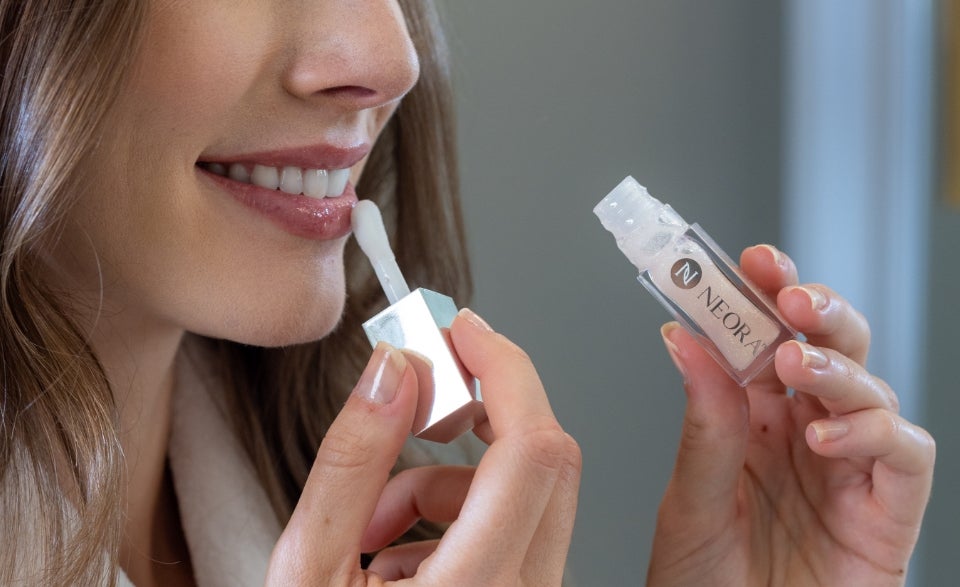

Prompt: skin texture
xmin=647 ymin=244 xmax=935 ymax=587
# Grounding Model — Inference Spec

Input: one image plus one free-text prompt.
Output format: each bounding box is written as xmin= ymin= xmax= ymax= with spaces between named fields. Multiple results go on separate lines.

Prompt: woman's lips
xmin=200 ymin=143 xmax=371 ymax=170
xmin=197 ymin=165 xmax=358 ymax=240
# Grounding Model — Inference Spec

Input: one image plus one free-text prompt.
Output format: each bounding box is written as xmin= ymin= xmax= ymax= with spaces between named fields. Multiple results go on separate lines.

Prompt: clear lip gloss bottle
xmin=594 ymin=176 xmax=795 ymax=386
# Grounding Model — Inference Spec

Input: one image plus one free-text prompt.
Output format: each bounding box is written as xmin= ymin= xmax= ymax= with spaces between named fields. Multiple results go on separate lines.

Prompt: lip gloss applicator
xmin=351 ymin=200 xmax=486 ymax=443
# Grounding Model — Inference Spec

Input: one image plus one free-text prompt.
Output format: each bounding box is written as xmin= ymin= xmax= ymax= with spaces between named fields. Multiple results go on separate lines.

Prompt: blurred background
xmin=441 ymin=0 xmax=957 ymax=585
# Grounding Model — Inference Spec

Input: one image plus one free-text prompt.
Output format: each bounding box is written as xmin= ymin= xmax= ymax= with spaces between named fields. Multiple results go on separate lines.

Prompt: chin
xmin=246 ymin=313 xmax=343 ymax=348
xmin=188 ymin=286 xmax=347 ymax=348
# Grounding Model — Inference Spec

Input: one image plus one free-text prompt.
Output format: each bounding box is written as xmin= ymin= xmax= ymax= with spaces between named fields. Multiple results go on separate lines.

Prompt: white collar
xmin=119 ymin=343 xmax=282 ymax=586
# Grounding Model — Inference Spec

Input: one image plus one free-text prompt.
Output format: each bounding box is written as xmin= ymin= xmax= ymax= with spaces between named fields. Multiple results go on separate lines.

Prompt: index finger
xmin=449 ymin=309 xmax=559 ymax=438
xmin=739 ymin=244 xmax=800 ymax=294
xmin=268 ymin=344 xmax=418 ymax=584
xmin=415 ymin=309 xmax=578 ymax=585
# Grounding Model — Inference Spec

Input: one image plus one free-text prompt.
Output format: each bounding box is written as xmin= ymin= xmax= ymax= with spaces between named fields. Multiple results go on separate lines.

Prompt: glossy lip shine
xmin=196 ymin=143 xmax=369 ymax=240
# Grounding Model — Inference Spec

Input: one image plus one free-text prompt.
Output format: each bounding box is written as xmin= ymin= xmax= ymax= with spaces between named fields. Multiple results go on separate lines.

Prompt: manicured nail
xmin=458 ymin=307 xmax=494 ymax=332
xmin=796 ymin=285 xmax=827 ymax=312
xmin=660 ymin=322 xmax=687 ymax=378
xmin=796 ymin=340 xmax=829 ymax=370
xmin=355 ymin=342 xmax=406 ymax=404
xmin=757 ymin=244 xmax=785 ymax=267
xmin=810 ymin=419 xmax=851 ymax=443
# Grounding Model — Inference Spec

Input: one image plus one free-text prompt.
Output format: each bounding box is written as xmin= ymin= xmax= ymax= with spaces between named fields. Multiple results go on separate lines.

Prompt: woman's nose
xmin=281 ymin=0 xmax=420 ymax=111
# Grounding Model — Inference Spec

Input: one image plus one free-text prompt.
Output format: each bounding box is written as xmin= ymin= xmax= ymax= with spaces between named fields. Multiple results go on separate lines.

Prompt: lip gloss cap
xmin=362 ymin=288 xmax=485 ymax=442
xmin=594 ymin=176 xmax=686 ymax=271
xmin=352 ymin=201 xmax=485 ymax=443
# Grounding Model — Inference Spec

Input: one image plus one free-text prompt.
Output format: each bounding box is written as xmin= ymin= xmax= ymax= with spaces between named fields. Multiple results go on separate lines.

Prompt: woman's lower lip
xmin=198 ymin=167 xmax=357 ymax=240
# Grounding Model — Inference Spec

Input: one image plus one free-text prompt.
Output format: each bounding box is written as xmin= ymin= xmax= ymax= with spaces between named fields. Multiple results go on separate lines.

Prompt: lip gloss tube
xmin=594 ymin=176 xmax=796 ymax=386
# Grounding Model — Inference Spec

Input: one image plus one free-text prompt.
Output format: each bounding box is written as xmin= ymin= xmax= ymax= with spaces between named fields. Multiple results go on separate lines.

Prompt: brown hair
xmin=0 ymin=0 xmax=469 ymax=584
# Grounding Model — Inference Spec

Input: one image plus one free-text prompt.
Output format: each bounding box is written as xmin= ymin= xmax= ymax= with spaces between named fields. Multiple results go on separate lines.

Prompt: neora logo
xmin=670 ymin=258 xmax=702 ymax=289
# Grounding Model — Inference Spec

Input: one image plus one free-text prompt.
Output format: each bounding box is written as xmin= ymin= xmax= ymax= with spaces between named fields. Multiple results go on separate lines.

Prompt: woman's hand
xmin=265 ymin=309 xmax=581 ymax=586
xmin=647 ymin=244 xmax=935 ymax=587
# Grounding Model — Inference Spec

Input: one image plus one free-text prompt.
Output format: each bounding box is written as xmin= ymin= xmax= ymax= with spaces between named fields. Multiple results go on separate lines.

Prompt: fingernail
xmin=757 ymin=244 xmax=785 ymax=267
xmin=810 ymin=419 xmax=850 ymax=443
xmin=660 ymin=322 xmax=687 ymax=378
xmin=796 ymin=341 xmax=829 ymax=370
xmin=797 ymin=285 xmax=828 ymax=312
xmin=355 ymin=342 xmax=406 ymax=404
xmin=458 ymin=307 xmax=494 ymax=332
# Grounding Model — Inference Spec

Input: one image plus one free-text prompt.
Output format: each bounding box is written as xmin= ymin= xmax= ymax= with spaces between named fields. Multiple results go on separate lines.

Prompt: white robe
xmin=117 ymin=343 xmax=481 ymax=586
xmin=118 ymin=346 xmax=282 ymax=587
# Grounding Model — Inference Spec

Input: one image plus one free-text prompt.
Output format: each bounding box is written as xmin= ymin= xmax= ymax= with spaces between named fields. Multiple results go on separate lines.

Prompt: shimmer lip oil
xmin=594 ymin=176 xmax=795 ymax=386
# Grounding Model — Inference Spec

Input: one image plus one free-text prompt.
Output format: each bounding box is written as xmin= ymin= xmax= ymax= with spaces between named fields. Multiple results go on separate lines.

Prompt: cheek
xmin=135 ymin=4 xmax=269 ymax=125
xmin=64 ymin=153 xmax=351 ymax=346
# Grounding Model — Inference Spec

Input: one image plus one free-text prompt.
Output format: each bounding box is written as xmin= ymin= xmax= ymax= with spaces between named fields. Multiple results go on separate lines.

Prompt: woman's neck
xmin=88 ymin=311 xmax=193 ymax=585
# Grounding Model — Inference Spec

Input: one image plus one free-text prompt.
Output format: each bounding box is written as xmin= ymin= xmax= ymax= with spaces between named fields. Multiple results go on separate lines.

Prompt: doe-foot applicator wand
xmin=351 ymin=200 xmax=486 ymax=443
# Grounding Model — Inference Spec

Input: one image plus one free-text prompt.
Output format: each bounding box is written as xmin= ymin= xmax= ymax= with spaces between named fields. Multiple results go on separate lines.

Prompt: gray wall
xmin=443 ymin=1 xmax=783 ymax=582
xmin=924 ymin=206 xmax=960 ymax=583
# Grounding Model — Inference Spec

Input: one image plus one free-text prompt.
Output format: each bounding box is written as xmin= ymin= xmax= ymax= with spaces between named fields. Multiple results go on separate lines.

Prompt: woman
xmin=0 ymin=1 xmax=932 ymax=586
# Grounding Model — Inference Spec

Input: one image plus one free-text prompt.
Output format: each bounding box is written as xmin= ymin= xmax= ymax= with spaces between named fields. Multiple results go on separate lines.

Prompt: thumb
xmin=659 ymin=322 xmax=749 ymax=522
xmin=268 ymin=342 xmax=418 ymax=584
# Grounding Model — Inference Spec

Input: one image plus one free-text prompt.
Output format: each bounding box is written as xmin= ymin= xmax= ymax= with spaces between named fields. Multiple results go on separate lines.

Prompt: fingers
xmin=428 ymin=428 xmax=576 ymax=584
xmin=739 ymin=244 xmax=799 ymax=293
xmin=777 ymin=284 xmax=871 ymax=365
xmin=657 ymin=322 xmax=749 ymax=522
xmin=777 ymin=339 xmax=935 ymax=524
xmin=451 ymin=308 xmax=557 ymax=438
xmin=738 ymin=245 xmax=933 ymax=555
xmin=360 ymin=466 xmax=474 ymax=553
xmin=805 ymin=409 xmax=935 ymax=476
xmin=368 ymin=540 xmax=440 ymax=581
xmin=775 ymin=340 xmax=898 ymax=415
xmin=733 ymin=244 xmax=801 ymax=390
xmin=805 ymin=409 xmax=935 ymax=523
xmin=267 ymin=342 xmax=418 ymax=584
xmin=741 ymin=243 xmax=871 ymax=365
xmin=519 ymin=458 xmax=581 ymax=586
xmin=412 ymin=309 xmax=579 ymax=585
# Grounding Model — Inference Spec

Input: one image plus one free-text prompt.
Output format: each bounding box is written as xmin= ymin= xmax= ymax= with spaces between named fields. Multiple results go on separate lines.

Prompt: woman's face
xmin=53 ymin=0 xmax=419 ymax=346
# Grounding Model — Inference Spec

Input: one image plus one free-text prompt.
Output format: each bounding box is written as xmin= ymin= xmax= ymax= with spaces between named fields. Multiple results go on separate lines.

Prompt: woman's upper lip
xmin=197 ymin=142 xmax=371 ymax=170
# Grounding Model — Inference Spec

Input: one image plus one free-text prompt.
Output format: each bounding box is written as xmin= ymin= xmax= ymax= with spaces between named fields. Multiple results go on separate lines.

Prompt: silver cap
xmin=362 ymin=288 xmax=486 ymax=443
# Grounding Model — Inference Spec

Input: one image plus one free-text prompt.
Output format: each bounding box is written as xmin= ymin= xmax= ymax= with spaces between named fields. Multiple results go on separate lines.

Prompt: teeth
xmin=303 ymin=169 xmax=328 ymax=198
xmin=228 ymin=163 xmax=249 ymax=183
xmin=279 ymin=166 xmax=302 ymax=195
xmin=204 ymin=161 xmax=350 ymax=198
xmin=327 ymin=168 xmax=349 ymax=197
xmin=251 ymin=164 xmax=280 ymax=190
